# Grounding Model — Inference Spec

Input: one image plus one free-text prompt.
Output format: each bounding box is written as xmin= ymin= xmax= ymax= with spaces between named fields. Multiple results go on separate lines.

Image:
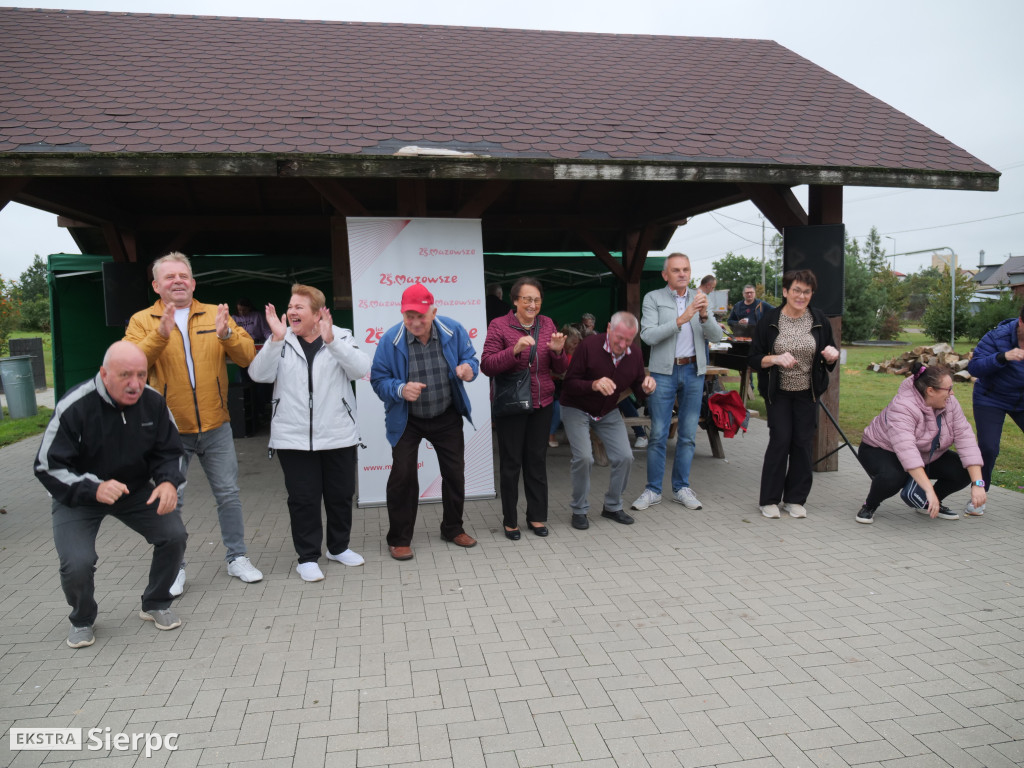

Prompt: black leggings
xmin=859 ymin=443 xmax=971 ymax=509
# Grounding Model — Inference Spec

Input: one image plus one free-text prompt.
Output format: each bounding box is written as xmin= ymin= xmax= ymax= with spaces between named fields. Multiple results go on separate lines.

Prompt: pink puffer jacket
xmin=480 ymin=312 xmax=567 ymax=408
xmin=861 ymin=375 xmax=982 ymax=470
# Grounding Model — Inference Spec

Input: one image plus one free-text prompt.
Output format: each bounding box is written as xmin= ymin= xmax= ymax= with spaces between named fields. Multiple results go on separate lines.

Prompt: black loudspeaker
xmin=783 ymin=224 xmax=845 ymax=317
xmin=102 ymin=262 xmax=150 ymax=327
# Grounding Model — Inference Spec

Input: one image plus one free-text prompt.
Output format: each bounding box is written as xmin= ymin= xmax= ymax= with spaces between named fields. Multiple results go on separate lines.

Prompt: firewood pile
xmin=866 ymin=343 xmax=974 ymax=381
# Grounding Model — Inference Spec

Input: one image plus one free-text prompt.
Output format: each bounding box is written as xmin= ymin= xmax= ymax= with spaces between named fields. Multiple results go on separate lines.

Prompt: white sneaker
xmin=296 ymin=562 xmax=325 ymax=582
xmin=169 ymin=566 xmax=186 ymax=597
xmin=631 ymin=488 xmax=662 ymax=510
xmin=326 ymin=549 xmax=365 ymax=566
xmin=965 ymin=502 xmax=985 ymax=516
xmin=227 ymin=556 xmax=263 ymax=583
xmin=783 ymin=503 xmax=807 ymax=519
xmin=760 ymin=504 xmax=781 ymax=519
xmin=673 ymin=487 xmax=702 ymax=509
xmin=633 ymin=436 xmax=649 ymax=449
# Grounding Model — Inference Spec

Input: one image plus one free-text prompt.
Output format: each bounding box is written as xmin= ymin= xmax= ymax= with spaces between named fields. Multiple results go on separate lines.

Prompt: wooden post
xmin=809 ymin=184 xmax=844 ymax=472
xmin=331 ymin=215 xmax=352 ymax=310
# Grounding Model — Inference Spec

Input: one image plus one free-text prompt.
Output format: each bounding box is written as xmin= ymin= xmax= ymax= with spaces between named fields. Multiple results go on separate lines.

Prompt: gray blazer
xmin=640 ymin=286 xmax=723 ymax=376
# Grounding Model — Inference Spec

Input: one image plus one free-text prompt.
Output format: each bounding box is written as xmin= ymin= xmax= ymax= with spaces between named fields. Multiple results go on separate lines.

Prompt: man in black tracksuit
xmin=34 ymin=341 xmax=187 ymax=648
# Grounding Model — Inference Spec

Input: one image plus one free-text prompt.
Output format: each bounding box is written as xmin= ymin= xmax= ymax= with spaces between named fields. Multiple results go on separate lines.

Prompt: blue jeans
xmin=973 ymin=401 xmax=1024 ymax=490
xmin=645 ymin=362 xmax=704 ymax=494
xmin=176 ymin=422 xmax=247 ymax=562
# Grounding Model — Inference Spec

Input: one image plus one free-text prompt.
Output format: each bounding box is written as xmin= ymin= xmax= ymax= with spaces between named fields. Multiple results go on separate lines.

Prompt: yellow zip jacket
xmin=125 ymin=298 xmax=255 ymax=434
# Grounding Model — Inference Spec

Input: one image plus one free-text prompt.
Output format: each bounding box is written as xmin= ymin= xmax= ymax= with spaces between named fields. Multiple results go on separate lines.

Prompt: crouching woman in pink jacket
xmin=856 ymin=364 xmax=986 ymax=524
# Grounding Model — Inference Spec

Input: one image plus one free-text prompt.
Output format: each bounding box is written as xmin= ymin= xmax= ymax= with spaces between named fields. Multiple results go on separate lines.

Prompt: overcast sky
xmin=1 ymin=0 xmax=1020 ymax=283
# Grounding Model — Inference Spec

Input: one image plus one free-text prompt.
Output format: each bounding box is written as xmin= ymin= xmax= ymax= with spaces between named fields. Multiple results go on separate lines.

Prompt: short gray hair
xmin=151 ymin=252 xmax=193 ymax=280
xmin=609 ymin=311 xmax=638 ymax=332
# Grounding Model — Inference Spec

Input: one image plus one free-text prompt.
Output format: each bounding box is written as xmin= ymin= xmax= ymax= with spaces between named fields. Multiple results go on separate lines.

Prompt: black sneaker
xmin=936 ymin=505 xmax=959 ymax=520
xmin=855 ymin=505 xmax=876 ymax=525
xmin=571 ymin=515 xmax=589 ymax=530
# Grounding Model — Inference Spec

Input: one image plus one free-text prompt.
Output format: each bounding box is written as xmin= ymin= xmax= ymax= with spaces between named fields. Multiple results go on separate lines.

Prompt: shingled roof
xmin=0 ymin=7 xmax=998 ymax=187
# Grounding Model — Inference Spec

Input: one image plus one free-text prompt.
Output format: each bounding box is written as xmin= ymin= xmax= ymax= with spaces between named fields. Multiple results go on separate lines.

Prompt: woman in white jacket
xmin=248 ymin=284 xmax=371 ymax=582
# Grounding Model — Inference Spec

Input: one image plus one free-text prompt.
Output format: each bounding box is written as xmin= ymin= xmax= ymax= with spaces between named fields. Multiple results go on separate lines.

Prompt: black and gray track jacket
xmin=34 ymin=373 xmax=185 ymax=507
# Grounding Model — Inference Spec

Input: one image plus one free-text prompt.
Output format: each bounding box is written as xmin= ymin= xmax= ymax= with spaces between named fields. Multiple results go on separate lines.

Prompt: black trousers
xmin=51 ymin=490 xmax=187 ymax=626
xmin=495 ymin=403 xmax=553 ymax=528
xmin=277 ymin=446 xmax=356 ymax=563
xmin=386 ymin=407 xmax=466 ymax=546
xmin=759 ymin=389 xmax=817 ymax=506
xmin=859 ymin=443 xmax=971 ymax=509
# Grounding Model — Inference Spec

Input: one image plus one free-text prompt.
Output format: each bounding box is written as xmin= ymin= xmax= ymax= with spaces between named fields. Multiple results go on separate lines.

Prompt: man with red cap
xmin=370 ymin=283 xmax=480 ymax=560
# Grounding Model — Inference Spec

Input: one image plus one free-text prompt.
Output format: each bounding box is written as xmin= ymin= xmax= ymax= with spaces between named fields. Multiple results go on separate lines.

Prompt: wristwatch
xmin=974 ymin=479 xmax=985 ymax=487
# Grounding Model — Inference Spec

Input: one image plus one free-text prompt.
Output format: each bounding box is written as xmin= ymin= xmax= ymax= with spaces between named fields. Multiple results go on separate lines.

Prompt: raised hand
xmin=158 ymin=303 xmax=175 ymax=339
xmin=317 ymin=307 xmax=334 ymax=344
xmin=215 ymin=304 xmax=232 ymax=339
xmin=265 ymin=303 xmax=287 ymax=341
xmin=548 ymin=332 xmax=566 ymax=353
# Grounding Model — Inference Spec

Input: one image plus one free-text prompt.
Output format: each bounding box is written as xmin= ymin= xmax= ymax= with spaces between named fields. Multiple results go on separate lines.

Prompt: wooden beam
xmin=102 ymin=222 xmax=131 ymax=263
xmin=576 ymin=229 xmax=626 ymax=281
xmin=305 ymin=178 xmax=369 ymax=217
xmin=0 ymin=177 xmax=28 ymax=213
xmin=0 ymin=155 xmax=1000 ymax=192
xmin=740 ymin=183 xmax=808 ymax=231
xmin=456 ymin=180 xmax=510 ymax=218
xmin=16 ymin=188 xmax=130 ymax=228
xmin=133 ymin=215 xmax=328 ymax=231
xmin=330 ymin=216 xmax=352 ymax=311
xmin=808 ymin=184 xmax=843 ymax=225
xmin=396 ymin=179 xmax=427 ymax=217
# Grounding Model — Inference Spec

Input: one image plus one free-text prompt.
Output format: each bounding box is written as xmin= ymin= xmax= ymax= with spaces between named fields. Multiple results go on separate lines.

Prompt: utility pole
xmin=760 ymin=216 xmax=766 ymax=287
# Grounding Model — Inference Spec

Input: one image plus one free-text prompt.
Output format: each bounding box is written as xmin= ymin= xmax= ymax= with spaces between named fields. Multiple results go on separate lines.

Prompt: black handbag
xmin=492 ymin=324 xmax=538 ymax=417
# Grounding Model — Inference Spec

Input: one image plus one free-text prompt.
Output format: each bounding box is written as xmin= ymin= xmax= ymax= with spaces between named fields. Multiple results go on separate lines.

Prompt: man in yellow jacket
xmin=126 ymin=252 xmax=263 ymax=593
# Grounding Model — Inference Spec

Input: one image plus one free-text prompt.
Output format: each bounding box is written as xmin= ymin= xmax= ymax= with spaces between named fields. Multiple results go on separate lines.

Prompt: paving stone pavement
xmin=2 ymin=417 xmax=1023 ymax=768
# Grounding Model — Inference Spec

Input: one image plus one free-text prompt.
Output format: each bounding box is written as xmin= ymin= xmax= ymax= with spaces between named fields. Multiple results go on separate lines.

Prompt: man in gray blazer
xmin=632 ymin=253 xmax=723 ymax=512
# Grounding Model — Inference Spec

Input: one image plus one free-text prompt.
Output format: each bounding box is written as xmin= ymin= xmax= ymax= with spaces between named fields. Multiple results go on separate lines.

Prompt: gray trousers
xmin=52 ymin=492 xmax=187 ymax=627
xmin=561 ymin=405 xmax=632 ymax=515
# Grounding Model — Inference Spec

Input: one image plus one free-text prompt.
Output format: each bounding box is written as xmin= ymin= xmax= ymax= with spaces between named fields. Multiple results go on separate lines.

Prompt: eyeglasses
xmin=787 ymin=287 xmax=813 ymax=297
xmin=933 ymin=386 xmax=954 ymax=394
xmin=516 ymin=296 xmax=542 ymax=305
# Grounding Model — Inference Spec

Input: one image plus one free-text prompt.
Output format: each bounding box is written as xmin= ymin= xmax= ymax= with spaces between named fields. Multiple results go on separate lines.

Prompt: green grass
xmin=1 ymin=331 xmax=54 ymax=447
xmin=0 ymin=405 xmax=53 ymax=448
xmin=728 ymin=330 xmax=1023 ymax=494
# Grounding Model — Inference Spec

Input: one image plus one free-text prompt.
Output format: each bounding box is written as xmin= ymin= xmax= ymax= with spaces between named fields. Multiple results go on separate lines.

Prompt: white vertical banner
xmin=348 ymin=217 xmax=494 ymax=507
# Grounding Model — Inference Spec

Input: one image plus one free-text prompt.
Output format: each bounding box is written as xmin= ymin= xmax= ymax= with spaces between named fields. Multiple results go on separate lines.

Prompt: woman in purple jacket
xmin=481 ymin=277 xmax=567 ymax=539
xmin=856 ymin=364 xmax=987 ymax=524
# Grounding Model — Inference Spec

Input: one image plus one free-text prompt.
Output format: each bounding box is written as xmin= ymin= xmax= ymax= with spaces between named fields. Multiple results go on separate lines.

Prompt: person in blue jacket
xmin=370 ymin=283 xmax=480 ymax=560
xmin=965 ymin=305 xmax=1024 ymax=515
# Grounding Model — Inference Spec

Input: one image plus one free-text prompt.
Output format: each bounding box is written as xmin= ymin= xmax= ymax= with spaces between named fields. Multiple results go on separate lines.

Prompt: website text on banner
xmin=348 ymin=217 xmax=494 ymax=506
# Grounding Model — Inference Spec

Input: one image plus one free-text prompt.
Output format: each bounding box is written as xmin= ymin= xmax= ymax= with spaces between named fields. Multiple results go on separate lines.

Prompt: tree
xmin=903 ymin=266 xmax=943 ymax=320
xmin=921 ymin=266 xmax=975 ymax=346
xmin=712 ymin=252 xmax=779 ymax=306
xmin=841 ymin=233 xmax=880 ymax=341
xmin=15 ymin=255 xmax=50 ymax=332
xmin=0 ymin=276 xmax=21 ymax=355
xmin=17 ymin=255 xmax=47 ymax=302
xmin=967 ymin=289 xmax=1024 ymax=341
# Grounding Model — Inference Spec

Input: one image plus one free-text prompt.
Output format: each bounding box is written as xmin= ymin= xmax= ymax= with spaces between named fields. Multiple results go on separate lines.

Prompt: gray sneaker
xmin=673 ymin=487 xmax=703 ymax=509
xmin=67 ymin=625 xmax=95 ymax=648
xmin=139 ymin=608 xmax=182 ymax=631
xmin=631 ymin=488 xmax=662 ymax=510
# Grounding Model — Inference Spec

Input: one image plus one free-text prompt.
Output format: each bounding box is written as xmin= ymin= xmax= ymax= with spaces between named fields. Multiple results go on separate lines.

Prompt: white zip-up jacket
xmin=248 ymin=327 xmax=371 ymax=451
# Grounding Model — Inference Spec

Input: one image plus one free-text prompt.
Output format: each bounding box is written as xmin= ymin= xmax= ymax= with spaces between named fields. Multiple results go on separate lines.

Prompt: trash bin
xmin=0 ymin=356 xmax=38 ymax=419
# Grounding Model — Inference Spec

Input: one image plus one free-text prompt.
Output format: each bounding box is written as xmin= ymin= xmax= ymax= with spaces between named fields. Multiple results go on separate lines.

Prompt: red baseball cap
xmin=400 ymin=283 xmax=434 ymax=314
